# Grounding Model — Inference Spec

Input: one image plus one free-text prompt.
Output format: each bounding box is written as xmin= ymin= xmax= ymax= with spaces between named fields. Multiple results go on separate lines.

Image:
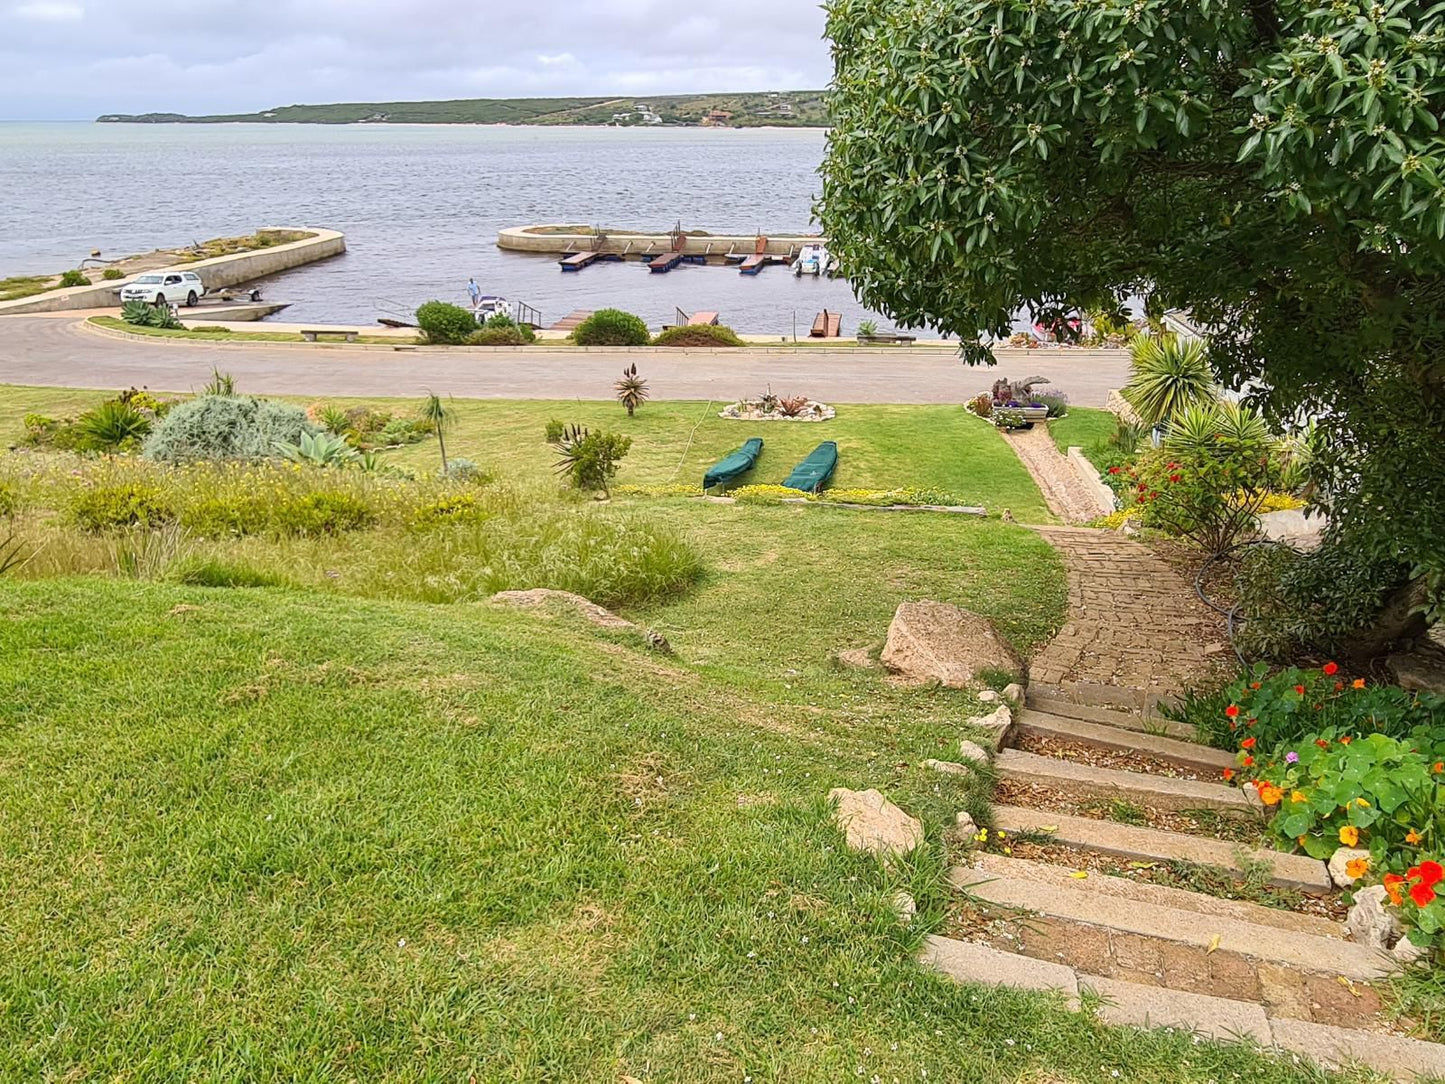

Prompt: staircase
xmin=925 ymin=694 xmax=1445 ymax=1081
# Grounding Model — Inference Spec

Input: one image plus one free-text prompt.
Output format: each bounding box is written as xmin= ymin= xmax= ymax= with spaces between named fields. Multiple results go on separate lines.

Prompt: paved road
xmin=0 ymin=317 xmax=1132 ymax=404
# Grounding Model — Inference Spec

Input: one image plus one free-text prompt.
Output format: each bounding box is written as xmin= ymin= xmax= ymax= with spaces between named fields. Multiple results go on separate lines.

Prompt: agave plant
xmin=1120 ymin=336 xmax=1217 ymax=427
xmin=272 ymin=430 xmax=360 ymax=468
xmin=778 ymin=395 xmax=809 ymax=417
xmin=76 ymin=399 xmax=152 ymax=452
xmin=615 ymin=363 xmax=649 ymax=417
xmin=318 ymin=404 xmax=353 ymax=435
xmin=120 ymin=300 xmax=155 ymax=326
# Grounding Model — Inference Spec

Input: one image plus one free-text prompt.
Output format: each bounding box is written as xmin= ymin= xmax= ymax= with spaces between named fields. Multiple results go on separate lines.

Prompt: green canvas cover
xmin=782 ymin=441 xmax=838 ymax=493
xmin=703 ymin=437 xmax=763 ymax=489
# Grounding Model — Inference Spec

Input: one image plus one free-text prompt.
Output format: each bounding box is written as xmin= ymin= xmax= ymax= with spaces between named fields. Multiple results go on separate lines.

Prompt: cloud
xmin=0 ymin=0 xmax=832 ymax=120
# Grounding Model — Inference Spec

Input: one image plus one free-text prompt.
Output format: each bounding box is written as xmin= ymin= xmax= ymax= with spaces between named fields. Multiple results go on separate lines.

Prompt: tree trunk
xmin=1344 ymin=575 xmax=1431 ymax=662
xmin=437 ymin=430 xmax=449 ymax=475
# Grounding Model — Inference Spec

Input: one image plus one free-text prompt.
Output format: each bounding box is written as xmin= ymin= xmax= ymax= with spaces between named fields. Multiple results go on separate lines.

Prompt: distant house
xmin=700 ymin=109 xmax=734 ymax=127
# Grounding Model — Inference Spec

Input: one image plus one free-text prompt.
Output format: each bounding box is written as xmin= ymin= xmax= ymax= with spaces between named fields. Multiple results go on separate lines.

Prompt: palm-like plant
xmin=201 ymin=368 xmax=236 ymax=396
xmin=1120 ymin=336 xmax=1216 ymax=427
xmin=615 ymin=364 xmax=649 ymax=417
xmin=420 ymin=392 xmax=452 ymax=474
xmin=1163 ymin=401 xmax=1270 ymax=459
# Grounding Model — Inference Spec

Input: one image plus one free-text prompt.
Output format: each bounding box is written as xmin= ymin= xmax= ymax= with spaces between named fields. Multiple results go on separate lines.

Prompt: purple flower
xmin=1285 ymin=751 xmax=1299 ymax=764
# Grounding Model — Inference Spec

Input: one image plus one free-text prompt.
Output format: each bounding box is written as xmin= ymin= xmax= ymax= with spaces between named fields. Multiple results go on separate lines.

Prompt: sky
xmin=0 ymin=1 xmax=833 ymax=120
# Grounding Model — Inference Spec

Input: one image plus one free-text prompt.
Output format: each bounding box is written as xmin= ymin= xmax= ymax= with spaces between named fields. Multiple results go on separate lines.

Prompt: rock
xmin=956 ymin=811 xmax=977 ymax=836
xmin=1393 ymin=936 xmax=1426 ymax=965
xmin=1002 ymin=683 xmax=1026 ymax=707
xmin=921 ymin=759 xmax=970 ymax=776
xmin=1346 ymin=885 xmax=1401 ymax=949
xmin=977 ymin=689 xmax=1000 ymax=704
xmin=1389 ymin=647 xmax=1445 ymax=696
xmin=492 ymin=588 xmax=673 ymax=652
xmin=828 ymin=787 xmax=923 ymax=860
xmin=891 ymin=890 xmax=917 ymax=924
xmin=880 ymin=601 xmax=1022 ymax=689
xmin=1328 ymin=846 xmax=1373 ymax=888
xmin=967 ymin=704 xmax=1014 ymax=750
xmin=957 ymin=740 xmax=990 ymax=765
xmin=837 ymin=647 xmax=878 ymax=670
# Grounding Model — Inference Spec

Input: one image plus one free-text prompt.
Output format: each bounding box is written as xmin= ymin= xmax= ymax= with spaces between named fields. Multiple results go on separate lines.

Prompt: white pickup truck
xmin=120 ymin=271 xmax=206 ymax=307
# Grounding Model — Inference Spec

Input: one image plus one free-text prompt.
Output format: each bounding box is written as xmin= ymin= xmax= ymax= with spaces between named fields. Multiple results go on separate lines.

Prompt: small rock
xmin=1345 ymin=885 xmax=1400 ymax=949
xmin=891 ymin=890 xmax=917 ymax=924
xmin=837 ymin=647 xmax=877 ymax=670
xmin=644 ymin=628 xmax=672 ymax=653
xmin=956 ymin=811 xmax=977 ymax=835
xmin=967 ymin=704 xmax=1013 ymax=750
xmin=828 ymin=787 xmax=923 ymax=860
xmin=1392 ymin=936 xmax=1426 ymax=965
xmin=1328 ymin=846 xmax=1373 ymax=888
xmin=957 ymin=740 xmax=990 ymax=765
xmin=1002 ymin=683 xmax=1025 ymax=707
xmin=977 ymin=690 xmax=1000 ymax=704
xmin=491 ymin=588 xmax=636 ymax=631
xmin=921 ymin=758 xmax=970 ymax=776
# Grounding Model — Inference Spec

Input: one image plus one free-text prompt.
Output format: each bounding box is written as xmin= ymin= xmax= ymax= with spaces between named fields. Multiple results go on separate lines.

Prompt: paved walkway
xmin=0 ymin=316 xmax=1133 ymax=403
xmin=1029 ymin=526 xmax=1224 ymax=705
xmin=1003 ymin=425 xmax=1108 ymax=524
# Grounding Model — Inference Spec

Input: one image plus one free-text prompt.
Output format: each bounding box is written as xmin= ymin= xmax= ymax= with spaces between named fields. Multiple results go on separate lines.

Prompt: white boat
xmin=474 ymin=296 xmax=513 ymax=323
xmin=793 ymin=242 xmax=827 ymax=277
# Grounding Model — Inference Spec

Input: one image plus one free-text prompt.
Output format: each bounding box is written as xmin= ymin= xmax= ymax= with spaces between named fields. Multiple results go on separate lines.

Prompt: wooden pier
xmin=648 ymin=252 xmax=685 ymax=274
xmin=809 ymin=310 xmax=842 ymax=338
xmin=550 ymin=309 xmax=594 ymax=332
xmin=559 ymin=252 xmax=622 ymax=272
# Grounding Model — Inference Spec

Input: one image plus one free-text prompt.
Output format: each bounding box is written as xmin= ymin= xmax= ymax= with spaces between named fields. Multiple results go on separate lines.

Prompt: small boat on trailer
xmin=783 ymin=441 xmax=838 ymax=493
xmin=704 ymin=438 xmax=764 ymax=490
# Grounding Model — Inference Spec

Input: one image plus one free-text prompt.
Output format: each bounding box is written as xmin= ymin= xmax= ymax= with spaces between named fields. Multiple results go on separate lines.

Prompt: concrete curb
xmin=1066 ymin=445 xmax=1118 ymax=517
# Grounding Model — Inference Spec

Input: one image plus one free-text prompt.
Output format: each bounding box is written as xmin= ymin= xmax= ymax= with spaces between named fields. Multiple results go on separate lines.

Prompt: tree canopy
xmin=819 ymin=0 xmax=1445 ymax=574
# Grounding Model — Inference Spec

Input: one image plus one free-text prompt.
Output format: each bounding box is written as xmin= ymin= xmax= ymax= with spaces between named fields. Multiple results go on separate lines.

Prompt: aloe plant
xmin=614 ymin=363 xmax=649 ymax=417
xmin=1120 ymin=336 xmax=1216 ymax=427
xmin=272 ymin=430 xmax=359 ymax=468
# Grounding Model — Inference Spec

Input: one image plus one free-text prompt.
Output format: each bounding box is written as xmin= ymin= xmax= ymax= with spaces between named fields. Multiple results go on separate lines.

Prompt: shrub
xmin=544 ymin=419 xmax=567 ymax=444
xmin=143 ymin=395 xmax=319 ymax=463
xmin=411 ymin=492 xmax=493 ymax=529
xmin=415 ymin=301 xmax=478 ymax=345
xmin=1035 ymin=392 xmax=1069 ymax=418
xmin=476 ymin=313 xmax=536 ymax=343
xmin=119 ymin=299 xmax=181 ymax=330
xmin=573 ymin=308 xmax=650 ymax=346
xmin=966 ymin=394 xmax=994 ymax=418
xmin=651 ymin=324 xmax=744 ymax=348
xmin=442 ymin=457 xmax=490 ymax=484
xmin=270 ymin=491 xmax=375 ymax=536
xmin=75 ymin=400 xmax=152 ymax=453
xmin=180 ymin=493 xmax=273 ymax=538
xmin=172 ymin=559 xmax=288 ymax=588
xmin=59 ymin=270 xmax=90 ymax=288
xmin=468 ymin=325 xmax=525 ymax=346
xmin=71 ymin=482 xmax=174 ymax=532
xmin=1120 ymin=336 xmax=1217 ymax=427
xmin=554 ymin=425 xmax=632 ymax=496
xmin=101 ymin=268 xmax=125 ymax=281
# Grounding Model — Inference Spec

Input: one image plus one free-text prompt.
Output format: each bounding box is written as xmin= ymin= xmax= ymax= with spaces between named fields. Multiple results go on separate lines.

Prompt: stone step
xmin=1015 ymin=708 xmax=1232 ymax=775
xmin=1026 ymin=681 xmax=1180 ymax=718
xmin=951 ymin=854 xmax=1390 ymax=982
xmin=1025 ymin=695 xmax=1193 ymax=739
xmin=993 ymin=805 xmax=1333 ymax=895
xmin=921 ymin=935 xmax=1445 ymax=1078
xmin=996 ymin=748 xmax=1255 ymax=814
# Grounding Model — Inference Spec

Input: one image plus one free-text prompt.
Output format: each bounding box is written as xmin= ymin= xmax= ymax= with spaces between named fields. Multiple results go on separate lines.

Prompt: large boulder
xmin=880 ymin=601 xmax=1022 ymax=689
xmin=828 ymin=787 xmax=923 ymax=860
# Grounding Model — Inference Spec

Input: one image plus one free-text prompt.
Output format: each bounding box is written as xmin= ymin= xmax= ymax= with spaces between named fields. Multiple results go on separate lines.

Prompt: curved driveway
xmin=0 ymin=317 xmax=1132 ymax=404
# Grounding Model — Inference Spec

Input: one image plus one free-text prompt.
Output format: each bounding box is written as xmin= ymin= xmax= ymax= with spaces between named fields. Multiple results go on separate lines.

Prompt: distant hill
xmin=97 ymin=92 xmax=830 ymax=128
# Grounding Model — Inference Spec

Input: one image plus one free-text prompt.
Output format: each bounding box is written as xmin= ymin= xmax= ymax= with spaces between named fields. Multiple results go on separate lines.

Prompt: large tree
xmin=819 ymin=0 xmax=1445 ymax=583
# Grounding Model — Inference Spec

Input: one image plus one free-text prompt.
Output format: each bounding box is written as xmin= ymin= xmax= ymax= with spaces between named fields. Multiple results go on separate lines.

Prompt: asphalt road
xmin=0 ymin=317 xmax=1133 ymax=404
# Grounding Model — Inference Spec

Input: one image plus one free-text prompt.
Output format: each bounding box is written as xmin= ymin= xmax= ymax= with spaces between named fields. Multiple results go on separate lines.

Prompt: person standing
xmin=467 ymin=278 xmax=481 ymax=308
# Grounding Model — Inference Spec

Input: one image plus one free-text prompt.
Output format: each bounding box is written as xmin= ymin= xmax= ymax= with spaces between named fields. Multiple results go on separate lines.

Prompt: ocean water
xmin=0 ymin=122 xmax=902 ymax=333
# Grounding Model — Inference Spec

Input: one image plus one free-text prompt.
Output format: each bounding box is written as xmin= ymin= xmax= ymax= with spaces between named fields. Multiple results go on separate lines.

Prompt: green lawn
xmin=1048 ymin=406 xmax=1119 ymax=459
xmin=0 ymin=579 xmax=1359 ymax=1083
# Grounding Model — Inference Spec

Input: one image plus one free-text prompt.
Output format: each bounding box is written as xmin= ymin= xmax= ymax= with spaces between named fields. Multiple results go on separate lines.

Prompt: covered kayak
xmin=703 ymin=437 xmax=763 ymax=489
xmin=782 ymin=441 xmax=838 ymax=493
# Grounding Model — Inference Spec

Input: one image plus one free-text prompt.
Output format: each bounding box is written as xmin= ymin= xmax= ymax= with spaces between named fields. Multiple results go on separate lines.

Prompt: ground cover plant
xmin=652 ymin=324 xmax=745 ymax=348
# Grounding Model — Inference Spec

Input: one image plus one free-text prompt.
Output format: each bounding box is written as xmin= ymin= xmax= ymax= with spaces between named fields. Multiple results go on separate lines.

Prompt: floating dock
xmin=500 ymin=225 xmax=821 ymax=262
xmin=648 ymin=252 xmax=685 ymax=274
xmin=550 ymin=309 xmax=594 ymax=332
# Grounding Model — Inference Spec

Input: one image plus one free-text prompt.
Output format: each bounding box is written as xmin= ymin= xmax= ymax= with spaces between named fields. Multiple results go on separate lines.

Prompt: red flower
xmin=1315 ymin=739 xmax=1330 ymax=749
xmin=1251 ymin=682 xmax=1262 ymax=690
xmin=1293 ymin=685 xmax=1306 ymax=695
xmin=1434 ymin=762 xmax=1443 ymax=774
xmin=1323 ymin=662 xmax=1339 ymax=676
xmin=1334 ymin=682 xmax=1344 ymax=692
xmin=1169 ymin=473 xmax=1182 ymax=483
xmin=1241 ymin=736 xmax=1257 ymax=750
xmin=1410 ymin=882 xmax=1437 ymax=908
xmin=1222 ymin=768 xmax=1235 ymax=781
xmin=1166 ymin=462 xmax=1179 ymax=470
xmin=1108 ymin=466 xmax=1120 ymax=475
xmin=1242 ymin=755 xmax=1255 ymax=767
xmin=1137 ymin=483 xmax=1147 ymax=492
xmin=1411 ymin=861 xmax=1444 ymax=888
xmin=1225 ymin=704 xmax=1240 ymax=718
xmin=1340 ymin=735 xmax=1353 ymax=745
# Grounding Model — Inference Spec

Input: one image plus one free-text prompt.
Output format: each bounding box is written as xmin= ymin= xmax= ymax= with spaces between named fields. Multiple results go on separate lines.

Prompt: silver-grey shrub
xmin=143 ymin=395 xmax=319 ymax=463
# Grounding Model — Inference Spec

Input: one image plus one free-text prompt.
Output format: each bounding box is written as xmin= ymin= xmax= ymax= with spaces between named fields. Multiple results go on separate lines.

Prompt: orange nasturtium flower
xmin=1434 ymin=762 xmax=1444 ymax=774
xmin=1346 ymin=857 xmax=1371 ymax=879
xmin=1340 ymin=736 xmax=1354 ymax=745
xmin=1222 ymin=768 xmax=1235 ymax=781
xmin=1407 ymin=830 xmax=1423 ymax=845
xmin=1352 ymin=678 xmax=1366 ymax=689
xmin=1293 ymin=684 xmax=1307 ymax=695
xmin=1258 ymin=784 xmax=1283 ymax=806
xmin=1339 ymin=826 xmax=1360 ymax=847
xmin=1242 ymin=755 xmax=1255 ymax=767
xmin=1241 ymin=736 xmax=1257 ymax=750
xmin=1384 ymin=873 xmax=1407 ymax=906
xmin=1225 ymin=704 xmax=1240 ymax=719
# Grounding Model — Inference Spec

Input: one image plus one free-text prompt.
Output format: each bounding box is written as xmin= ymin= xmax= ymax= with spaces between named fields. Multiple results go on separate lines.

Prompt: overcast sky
xmin=0 ymin=1 xmax=832 ymax=120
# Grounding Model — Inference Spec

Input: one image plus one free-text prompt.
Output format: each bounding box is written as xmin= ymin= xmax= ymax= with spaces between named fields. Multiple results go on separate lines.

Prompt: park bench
xmin=857 ymin=331 xmax=916 ymax=345
xmin=300 ymin=329 xmax=358 ymax=343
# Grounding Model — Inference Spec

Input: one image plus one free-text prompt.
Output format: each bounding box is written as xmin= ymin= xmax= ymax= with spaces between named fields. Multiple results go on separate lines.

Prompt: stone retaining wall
xmin=498 ymin=225 xmax=818 ymax=258
xmin=0 ymin=228 xmax=345 ymax=316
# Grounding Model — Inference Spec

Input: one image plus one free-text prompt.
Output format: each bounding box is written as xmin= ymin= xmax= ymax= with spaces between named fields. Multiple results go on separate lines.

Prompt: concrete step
xmin=1026 ymin=695 xmax=1193 ymax=739
xmin=992 ymin=804 xmax=1332 ymax=894
xmin=1015 ymin=708 xmax=1232 ymax=775
xmin=951 ymin=853 xmax=1390 ymax=982
xmin=921 ymin=935 xmax=1445 ymax=1077
xmin=996 ymin=748 xmax=1255 ymax=814
xmin=1026 ymin=681 xmax=1181 ymax=718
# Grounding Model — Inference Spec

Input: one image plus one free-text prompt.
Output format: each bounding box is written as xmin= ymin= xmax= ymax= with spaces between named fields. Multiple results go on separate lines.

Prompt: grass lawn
xmin=0 ymin=579 xmax=1357 ymax=1083
xmin=89 ymin=316 xmax=412 ymax=346
xmin=1047 ymin=407 xmax=1119 ymax=459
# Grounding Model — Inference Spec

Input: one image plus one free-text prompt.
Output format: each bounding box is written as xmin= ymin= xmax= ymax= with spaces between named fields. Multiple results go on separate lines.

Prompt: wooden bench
xmin=300 ymin=329 xmax=358 ymax=343
xmin=857 ymin=331 xmax=916 ymax=345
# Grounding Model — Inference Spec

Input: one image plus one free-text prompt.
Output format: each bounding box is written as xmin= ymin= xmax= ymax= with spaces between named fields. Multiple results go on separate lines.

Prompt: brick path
xmin=1028 ymin=526 xmax=1224 ymax=706
xmin=1003 ymin=425 xmax=1107 ymax=524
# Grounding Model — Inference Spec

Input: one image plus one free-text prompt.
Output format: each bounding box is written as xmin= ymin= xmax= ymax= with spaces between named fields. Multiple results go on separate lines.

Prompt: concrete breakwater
xmin=498 ymin=225 xmax=821 ymax=259
xmin=0 ymin=228 xmax=346 ymax=316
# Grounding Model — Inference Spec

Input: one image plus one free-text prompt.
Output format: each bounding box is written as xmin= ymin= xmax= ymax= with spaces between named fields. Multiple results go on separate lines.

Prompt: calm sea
xmin=0 ymin=122 xmax=904 ymax=334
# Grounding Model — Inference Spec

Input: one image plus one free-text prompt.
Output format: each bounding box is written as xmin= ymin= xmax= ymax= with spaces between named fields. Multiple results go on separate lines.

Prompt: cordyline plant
xmin=819 ymin=0 xmax=1445 ymax=642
